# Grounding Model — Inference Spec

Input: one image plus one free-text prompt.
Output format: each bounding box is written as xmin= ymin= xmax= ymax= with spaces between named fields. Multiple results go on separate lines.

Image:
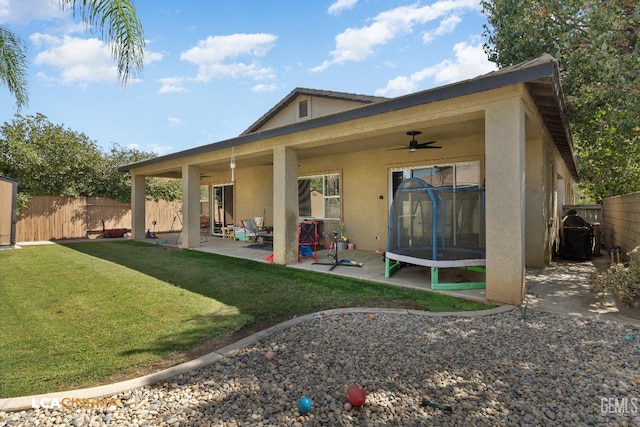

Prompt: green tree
xmin=1 ymin=0 xmax=144 ymax=110
xmin=0 ymin=26 xmax=29 ymax=109
xmin=0 ymin=114 xmax=181 ymax=204
xmin=481 ymin=0 xmax=640 ymax=202
xmin=100 ymin=144 xmax=182 ymax=203
xmin=0 ymin=113 xmax=104 ymax=197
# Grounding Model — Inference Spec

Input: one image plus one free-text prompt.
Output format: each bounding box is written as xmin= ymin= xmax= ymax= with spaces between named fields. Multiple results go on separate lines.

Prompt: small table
xmin=222 ymin=226 xmax=235 ymax=240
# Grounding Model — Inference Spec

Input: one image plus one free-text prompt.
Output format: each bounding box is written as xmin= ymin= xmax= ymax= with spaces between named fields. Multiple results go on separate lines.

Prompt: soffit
xmin=120 ymin=55 xmax=578 ymax=180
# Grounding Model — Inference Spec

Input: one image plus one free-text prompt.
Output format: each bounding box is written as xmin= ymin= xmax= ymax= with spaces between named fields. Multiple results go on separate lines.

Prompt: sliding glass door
xmin=212 ymin=184 xmax=234 ymax=235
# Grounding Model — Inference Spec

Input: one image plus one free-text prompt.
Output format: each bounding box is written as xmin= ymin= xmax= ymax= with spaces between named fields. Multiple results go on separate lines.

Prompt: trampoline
xmin=385 ymin=177 xmax=486 ymax=290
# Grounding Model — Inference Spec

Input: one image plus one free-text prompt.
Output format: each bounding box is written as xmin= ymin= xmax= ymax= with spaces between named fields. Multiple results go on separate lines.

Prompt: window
xmin=200 ymin=185 xmax=209 ymax=202
xmin=298 ymin=174 xmax=340 ymax=219
xmin=298 ymin=100 xmax=308 ymax=118
xmin=200 ymin=185 xmax=209 ymax=216
xmin=391 ymin=161 xmax=480 ymax=199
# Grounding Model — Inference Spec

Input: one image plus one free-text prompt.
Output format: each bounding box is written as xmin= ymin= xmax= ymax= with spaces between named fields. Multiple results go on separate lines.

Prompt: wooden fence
xmin=16 ymin=196 xmax=183 ymax=242
xmin=562 ymin=204 xmax=603 ymax=225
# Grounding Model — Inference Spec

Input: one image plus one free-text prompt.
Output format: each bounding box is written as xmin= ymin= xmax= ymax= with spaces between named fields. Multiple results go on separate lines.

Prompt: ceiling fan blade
xmin=415 ymin=141 xmax=441 ymax=149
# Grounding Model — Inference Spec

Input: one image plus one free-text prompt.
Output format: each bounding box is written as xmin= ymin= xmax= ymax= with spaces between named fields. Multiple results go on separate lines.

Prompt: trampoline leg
xmin=431 ymin=267 xmax=439 ymax=288
xmin=385 ymin=257 xmax=402 ymax=278
xmin=431 ymin=266 xmax=486 ymax=290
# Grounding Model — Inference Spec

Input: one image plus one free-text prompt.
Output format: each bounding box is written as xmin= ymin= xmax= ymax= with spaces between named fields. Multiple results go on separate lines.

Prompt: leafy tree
xmin=0 ymin=113 xmax=104 ymax=197
xmin=481 ymin=0 xmax=640 ymax=202
xmin=0 ymin=114 xmax=181 ymax=205
xmin=0 ymin=26 xmax=29 ymax=109
xmin=1 ymin=0 xmax=144 ymax=110
xmin=100 ymin=144 xmax=182 ymax=202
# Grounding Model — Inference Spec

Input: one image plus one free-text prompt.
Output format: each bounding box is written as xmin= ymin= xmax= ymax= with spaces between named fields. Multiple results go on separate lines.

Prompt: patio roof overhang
xmin=118 ymin=54 xmax=578 ymax=180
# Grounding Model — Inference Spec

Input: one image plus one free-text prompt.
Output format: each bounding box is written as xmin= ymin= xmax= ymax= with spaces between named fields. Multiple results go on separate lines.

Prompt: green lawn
xmin=0 ymin=241 xmax=493 ymax=398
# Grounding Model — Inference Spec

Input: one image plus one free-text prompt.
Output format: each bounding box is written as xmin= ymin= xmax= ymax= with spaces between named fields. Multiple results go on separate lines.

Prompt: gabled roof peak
xmin=241 ymin=87 xmax=388 ymax=135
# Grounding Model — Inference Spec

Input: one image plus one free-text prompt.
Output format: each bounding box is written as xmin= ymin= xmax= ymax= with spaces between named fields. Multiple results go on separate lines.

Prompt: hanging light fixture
xmin=230 ymin=147 xmax=236 ymax=182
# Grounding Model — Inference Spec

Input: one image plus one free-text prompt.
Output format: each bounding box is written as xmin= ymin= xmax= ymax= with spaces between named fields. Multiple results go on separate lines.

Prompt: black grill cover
xmin=559 ymin=226 xmax=593 ymax=260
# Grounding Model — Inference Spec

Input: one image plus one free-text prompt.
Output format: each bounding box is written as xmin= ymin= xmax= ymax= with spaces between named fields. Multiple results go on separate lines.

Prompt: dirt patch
xmin=106 ymin=315 xmax=292 ymax=384
xmin=144 ymin=245 xmax=182 ymax=252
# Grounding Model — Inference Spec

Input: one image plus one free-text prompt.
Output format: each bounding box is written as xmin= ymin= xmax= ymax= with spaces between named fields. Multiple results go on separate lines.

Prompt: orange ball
xmin=347 ymin=383 xmax=366 ymax=407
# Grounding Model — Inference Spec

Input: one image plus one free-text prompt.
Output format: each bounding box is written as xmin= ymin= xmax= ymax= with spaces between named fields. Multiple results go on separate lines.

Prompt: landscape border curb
xmin=0 ymin=305 xmax=514 ymax=412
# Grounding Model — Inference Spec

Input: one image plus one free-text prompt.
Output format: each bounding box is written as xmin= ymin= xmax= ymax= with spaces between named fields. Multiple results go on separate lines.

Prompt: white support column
xmin=181 ymin=164 xmax=201 ymax=248
xmin=131 ymin=174 xmax=146 ymax=240
xmin=272 ymin=146 xmax=298 ymax=265
xmin=485 ymin=98 xmax=526 ymax=305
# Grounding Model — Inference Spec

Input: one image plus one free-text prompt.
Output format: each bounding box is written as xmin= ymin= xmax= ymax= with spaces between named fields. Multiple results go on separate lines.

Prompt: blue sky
xmin=0 ymin=0 xmax=496 ymax=155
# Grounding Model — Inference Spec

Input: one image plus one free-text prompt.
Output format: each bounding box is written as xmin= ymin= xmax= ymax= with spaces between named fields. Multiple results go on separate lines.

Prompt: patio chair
xmin=298 ymin=221 xmax=318 ymax=262
xmin=242 ymin=219 xmax=270 ymax=246
xmin=200 ymin=215 xmax=210 ymax=242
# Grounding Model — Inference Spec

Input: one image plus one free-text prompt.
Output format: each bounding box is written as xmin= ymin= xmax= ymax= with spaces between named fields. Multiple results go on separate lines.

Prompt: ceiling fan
xmin=404 ymin=131 xmax=441 ymax=151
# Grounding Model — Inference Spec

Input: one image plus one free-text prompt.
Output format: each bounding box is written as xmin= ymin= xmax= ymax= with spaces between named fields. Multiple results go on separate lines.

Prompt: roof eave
xmin=120 ymin=55 xmax=578 ymax=179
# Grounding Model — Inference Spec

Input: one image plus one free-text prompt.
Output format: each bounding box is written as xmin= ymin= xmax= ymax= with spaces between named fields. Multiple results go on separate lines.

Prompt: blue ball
xmin=298 ymin=396 xmax=312 ymax=414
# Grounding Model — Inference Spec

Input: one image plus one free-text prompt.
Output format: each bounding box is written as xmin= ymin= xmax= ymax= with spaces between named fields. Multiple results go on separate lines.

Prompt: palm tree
xmin=0 ymin=26 xmax=29 ymax=109
xmin=0 ymin=0 xmax=145 ymax=110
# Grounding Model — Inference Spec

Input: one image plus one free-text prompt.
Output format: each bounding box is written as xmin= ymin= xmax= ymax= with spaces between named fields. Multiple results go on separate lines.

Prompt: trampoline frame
xmin=384 ymin=178 xmax=486 ymax=290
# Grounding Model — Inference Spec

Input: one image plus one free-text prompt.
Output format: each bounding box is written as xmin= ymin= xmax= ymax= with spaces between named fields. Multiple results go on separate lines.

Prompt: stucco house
xmin=120 ymin=54 xmax=578 ymax=306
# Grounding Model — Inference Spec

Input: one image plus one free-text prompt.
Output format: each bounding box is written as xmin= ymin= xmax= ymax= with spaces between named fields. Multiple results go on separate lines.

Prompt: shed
xmin=0 ymin=176 xmax=19 ymax=247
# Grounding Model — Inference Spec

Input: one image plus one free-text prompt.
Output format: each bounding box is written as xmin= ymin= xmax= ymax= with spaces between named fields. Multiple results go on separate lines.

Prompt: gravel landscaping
xmin=2 ymin=307 xmax=639 ymax=426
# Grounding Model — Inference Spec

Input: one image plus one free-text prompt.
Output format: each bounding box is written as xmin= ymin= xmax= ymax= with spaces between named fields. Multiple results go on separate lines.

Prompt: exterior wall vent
xmin=298 ymin=100 xmax=309 ymax=118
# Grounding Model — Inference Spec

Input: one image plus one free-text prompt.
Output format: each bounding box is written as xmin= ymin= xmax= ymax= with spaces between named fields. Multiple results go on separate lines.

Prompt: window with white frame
xmin=298 ymin=173 xmax=340 ymax=219
xmin=391 ymin=161 xmax=481 ymax=199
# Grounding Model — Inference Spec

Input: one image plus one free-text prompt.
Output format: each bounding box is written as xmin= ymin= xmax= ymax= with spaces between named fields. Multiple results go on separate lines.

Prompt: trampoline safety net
xmin=387 ymin=177 xmax=486 ymax=265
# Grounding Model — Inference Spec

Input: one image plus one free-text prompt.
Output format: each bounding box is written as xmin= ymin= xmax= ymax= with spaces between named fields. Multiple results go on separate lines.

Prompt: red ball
xmin=347 ymin=384 xmax=366 ymax=407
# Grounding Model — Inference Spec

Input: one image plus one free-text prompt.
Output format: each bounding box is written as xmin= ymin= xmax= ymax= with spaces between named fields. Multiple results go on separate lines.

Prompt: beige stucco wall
xmin=260 ymin=96 xmax=373 ymax=131
xmin=200 ymin=134 xmax=484 ymax=251
xmin=484 ymin=96 xmax=526 ymax=305
xmin=203 ymin=88 xmax=568 ymax=248
xmin=603 ymin=192 xmax=640 ymax=261
xmin=524 ymin=136 xmax=547 ymax=268
xmin=521 ymin=86 xmax=577 ymax=268
xmin=234 ymin=166 xmax=274 ymax=225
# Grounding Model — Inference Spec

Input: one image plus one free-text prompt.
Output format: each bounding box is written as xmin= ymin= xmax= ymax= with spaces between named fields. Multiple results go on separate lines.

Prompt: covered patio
xmin=156 ymin=232 xmax=487 ymax=303
xmin=121 ymin=55 xmax=579 ymax=306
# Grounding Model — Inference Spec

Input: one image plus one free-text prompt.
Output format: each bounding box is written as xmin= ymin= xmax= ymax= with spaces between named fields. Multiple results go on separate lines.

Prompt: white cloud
xmin=31 ymin=32 xmax=162 ymax=86
xmin=158 ymin=77 xmax=188 ymax=94
xmin=147 ymin=144 xmax=175 ymax=156
xmin=0 ymin=0 xmax=65 ymax=24
xmin=375 ymin=41 xmax=497 ymax=97
xmin=32 ymin=33 xmax=118 ymax=85
xmin=375 ymin=76 xmax=416 ymax=97
xmin=144 ymin=50 xmax=164 ymax=65
xmin=167 ymin=117 xmax=184 ymax=127
xmin=422 ymin=14 xmax=461 ymax=43
xmin=181 ymin=33 xmax=277 ymax=82
xmin=252 ymin=83 xmax=279 ymax=92
xmin=328 ymin=0 xmax=358 ymax=15
xmin=312 ymin=0 xmax=479 ymax=72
